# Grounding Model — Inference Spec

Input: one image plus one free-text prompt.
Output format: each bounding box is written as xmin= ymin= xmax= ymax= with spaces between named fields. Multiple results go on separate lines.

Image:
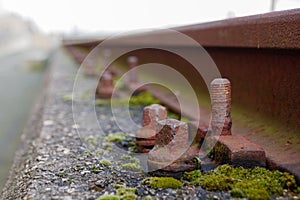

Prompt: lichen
xmin=142 ymin=177 xmax=183 ymax=189
xmin=183 ymin=164 xmax=299 ymax=199
xmin=100 ymin=159 xmax=111 ymax=167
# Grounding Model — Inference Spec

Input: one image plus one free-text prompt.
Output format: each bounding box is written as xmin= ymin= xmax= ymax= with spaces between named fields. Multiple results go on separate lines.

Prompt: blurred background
xmin=0 ymin=0 xmax=299 ymax=191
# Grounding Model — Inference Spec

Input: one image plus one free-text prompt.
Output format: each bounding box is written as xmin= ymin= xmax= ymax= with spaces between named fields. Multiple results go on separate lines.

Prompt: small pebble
xmin=43 ymin=120 xmax=54 ymax=126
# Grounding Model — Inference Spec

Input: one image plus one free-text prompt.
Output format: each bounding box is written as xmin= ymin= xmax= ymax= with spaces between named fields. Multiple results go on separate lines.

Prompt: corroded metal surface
xmin=148 ymin=119 xmax=199 ymax=172
xmin=210 ymin=78 xmax=232 ymax=136
xmin=64 ymin=9 xmax=300 ymax=49
xmin=63 ymin=9 xmax=300 ymax=181
xmin=136 ymin=104 xmax=167 ymax=153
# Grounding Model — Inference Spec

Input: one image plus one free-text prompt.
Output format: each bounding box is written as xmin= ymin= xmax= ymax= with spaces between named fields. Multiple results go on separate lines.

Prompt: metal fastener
xmin=147 ymin=119 xmax=199 ymax=172
xmin=210 ymin=78 xmax=232 ymax=136
xmin=96 ymin=71 xmax=114 ymax=98
xmin=136 ymin=104 xmax=167 ymax=153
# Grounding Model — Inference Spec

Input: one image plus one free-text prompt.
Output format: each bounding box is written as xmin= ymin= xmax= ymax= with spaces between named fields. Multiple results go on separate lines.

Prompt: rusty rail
xmin=63 ymin=8 xmax=300 ymax=181
xmin=64 ymin=8 xmax=300 ymax=130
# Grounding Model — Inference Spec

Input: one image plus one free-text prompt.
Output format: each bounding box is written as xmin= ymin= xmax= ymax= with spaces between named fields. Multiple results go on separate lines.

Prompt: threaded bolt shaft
xmin=210 ymin=78 xmax=232 ymax=136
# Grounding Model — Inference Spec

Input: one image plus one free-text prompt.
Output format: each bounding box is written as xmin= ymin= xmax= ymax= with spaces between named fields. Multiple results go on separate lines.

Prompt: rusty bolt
xmin=143 ymin=104 xmax=167 ymax=129
xmin=147 ymin=119 xmax=199 ymax=172
xmin=103 ymin=49 xmax=112 ymax=68
xmin=96 ymin=71 xmax=114 ymax=98
xmin=83 ymin=59 xmax=96 ymax=76
xmin=136 ymin=104 xmax=167 ymax=153
xmin=188 ymin=121 xmax=208 ymax=147
xmin=210 ymin=78 xmax=232 ymax=136
xmin=127 ymin=56 xmax=138 ymax=84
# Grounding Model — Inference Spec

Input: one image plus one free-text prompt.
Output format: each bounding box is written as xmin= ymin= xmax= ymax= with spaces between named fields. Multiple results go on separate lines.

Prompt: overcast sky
xmin=0 ymin=0 xmax=299 ymax=33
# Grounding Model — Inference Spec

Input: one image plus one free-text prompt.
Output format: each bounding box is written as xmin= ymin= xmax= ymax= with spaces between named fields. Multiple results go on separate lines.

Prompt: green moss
xmin=95 ymin=99 xmax=128 ymax=107
xmin=180 ymin=117 xmax=190 ymax=123
xmin=167 ymin=111 xmax=189 ymax=123
xmin=83 ymin=151 xmax=91 ymax=156
xmin=230 ymin=188 xmax=245 ymax=198
xmin=122 ymin=163 xmax=142 ymax=172
xmin=142 ymin=177 xmax=183 ymax=189
xmin=209 ymin=142 xmax=228 ymax=163
xmin=107 ymin=184 xmax=137 ymax=200
xmin=116 ymin=185 xmax=137 ymax=196
xmin=121 ymin=155 xmax=139 ymax=164
xmin=100 ymin=159 xmax=111 ymax=167
xmin=182 ymin=170 xmax=201 ymax=182
xmin=105 ymin=132 xmax=127 ymax=144
xmin=97 ymin=195 xmax=120 ymax=200
xmin=114 ymin=76 xmax=125 ymax=90
xmin=25 ymin=60 xmax=46 ymax=72
xmin=95 ymin=149 xmax=104 ymax=155
xmin=106 ymin=147 xmax=113 ymax=152
xmin=143 ymin=196 xmax=152 ymax=200
xmin=127 ymin=141 xmax=136 ymax=148
xmin=75 ymin=166 xmax=84 ymax=171
xmin=90 ymin=165 xmax=101 ymax=174
xmin=95 ymin=91 xmax=160 ymax=108
xmin=183 ymin=164 xmax=299 ymax=199
xmin=122 ymin=193 xmax=137 ymax=200
xmin=129 ymin=91 xmax=160 ymax=106
xmin=62 ymin=94 xmax=72 ymax=102
xmin=121 ymin=155 xmax=141 ymax=171
xmin=103 ymin=142 xmax=111 ymax=148
xmin=84 ymin=136 xmax=96 ymax=145
xmin=246 ymin=189 xmax=271 ymax=200
xmin=121 ymin=155 xmax=132 ymax=161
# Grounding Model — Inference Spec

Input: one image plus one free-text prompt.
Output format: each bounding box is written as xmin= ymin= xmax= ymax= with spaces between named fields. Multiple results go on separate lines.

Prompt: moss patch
xmin=183 ymin=164 xmax=299 ymax=199
xmin=99 ymin=159 xmax=111 ymax=167
xmin=120 ymin=154 xmax=142 ymax=172
xmin=105 ymin=132 xmax=127 ymax=144
xmin=122 ymin=163 xmax=142 ymax=172
xmin=97 ymin=184 xmax=137 ymax=200
xmin=95 ymin=99 xmax=128 ymax=107
xmin=62 ymin=94 xmax=72 ymax=102
xmin=97 ymin=195 xmax=120 ymax=200
xmin=142 ymin=177 xmax=183 ymax=189
xmin=167 ymin=111 xmax=189 ymax=123
xmin=129 ymin=91 xmax=160 ymax=106
xmin=95 ymin=91 xmax=160 ymax=107
xmin=90 ymin=165 xmax=101 ymax=174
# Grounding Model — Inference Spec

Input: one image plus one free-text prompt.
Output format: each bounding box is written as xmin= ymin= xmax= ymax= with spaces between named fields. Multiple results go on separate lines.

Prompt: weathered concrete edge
xmin=0 ymin=53 xmax=54 ymax=198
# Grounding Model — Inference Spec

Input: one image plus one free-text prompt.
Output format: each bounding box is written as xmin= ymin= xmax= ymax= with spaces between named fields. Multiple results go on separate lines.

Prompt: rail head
xmin=63 ymin=9 xmax=300 ymax=50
